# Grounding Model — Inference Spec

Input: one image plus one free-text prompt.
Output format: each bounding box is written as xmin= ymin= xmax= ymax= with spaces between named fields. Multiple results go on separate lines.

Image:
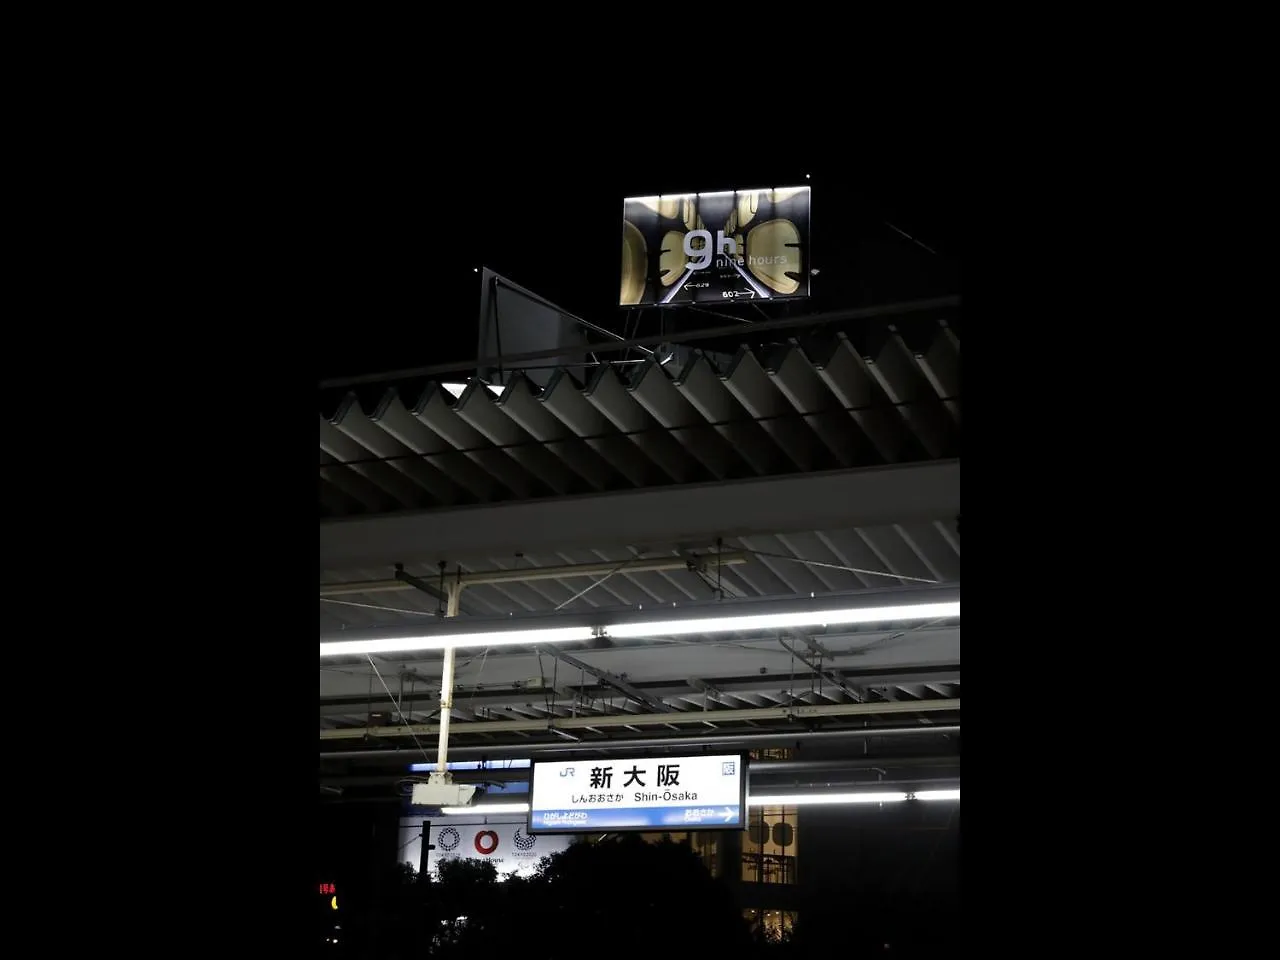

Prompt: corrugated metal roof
xmin=319 ymin=317 xmax=961 ymax=750
xmin=319 ymin=322 xmax=961 ymax=518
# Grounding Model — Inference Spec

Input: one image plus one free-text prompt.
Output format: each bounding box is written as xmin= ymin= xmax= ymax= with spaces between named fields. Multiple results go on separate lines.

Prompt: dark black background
xmin=317 ymin=157 xmax=959 ymax=383
xmin=67 ymin=81 xmax=1162 ymax=954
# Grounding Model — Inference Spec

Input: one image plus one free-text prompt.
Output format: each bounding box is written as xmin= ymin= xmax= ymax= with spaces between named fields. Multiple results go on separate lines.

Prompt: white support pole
xmin=435 ymin=583 xmax=462 ymax=773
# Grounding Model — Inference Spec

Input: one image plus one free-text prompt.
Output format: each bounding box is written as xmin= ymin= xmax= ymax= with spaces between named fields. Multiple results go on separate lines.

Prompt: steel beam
xmin=319 ymin=758 xmax=961 ymax=788
xmin=538 ymin=647 xmax=671 ymax=713
xmin=778 ymin=636 xmax=862 ymax=701
xmin=319 ymin=585 xmax=958 ymax=646
xmin=319 ymin=697 xmax=959 ymax=740
xmin=320 ymin=460 xmax=960 ymax=569
xmin=320 ymin=724 xmax=961 ymax=760
xmin=320 ymin=552 xmax=748 ymax=596
xmin=319 ymin=618 xmax=961 ymax=704
xmin=318 ymin=668 xmax=959 ymax=720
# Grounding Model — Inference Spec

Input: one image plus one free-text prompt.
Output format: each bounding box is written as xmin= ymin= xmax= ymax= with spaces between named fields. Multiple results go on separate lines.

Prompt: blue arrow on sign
xmin=721 ymin=807 xmax=736 ymax=823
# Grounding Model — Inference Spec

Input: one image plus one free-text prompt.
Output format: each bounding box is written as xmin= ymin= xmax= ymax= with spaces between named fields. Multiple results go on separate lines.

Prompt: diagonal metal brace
xmin=393 ymin=563 xmax=447 ymax=606
xmin=779 ymin=635 xmax=863 ymax=702
xmin=535 ymin=646 xmax=671 ymax=713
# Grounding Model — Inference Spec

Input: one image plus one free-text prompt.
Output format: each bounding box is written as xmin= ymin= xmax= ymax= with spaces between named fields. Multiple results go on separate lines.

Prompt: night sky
xmin=316 ymin=157 xmax=959 ymax=384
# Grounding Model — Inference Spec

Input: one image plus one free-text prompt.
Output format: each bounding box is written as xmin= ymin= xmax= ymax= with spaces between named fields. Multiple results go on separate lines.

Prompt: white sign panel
xmin=399 ymin=819 xmax=572 ymax=880
xmin=529 ymin=753 xmax=747 ymax=833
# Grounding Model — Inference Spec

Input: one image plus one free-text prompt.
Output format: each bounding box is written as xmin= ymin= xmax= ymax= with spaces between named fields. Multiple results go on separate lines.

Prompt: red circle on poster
xmin=474 ymin=830 xmax=499 ymax=855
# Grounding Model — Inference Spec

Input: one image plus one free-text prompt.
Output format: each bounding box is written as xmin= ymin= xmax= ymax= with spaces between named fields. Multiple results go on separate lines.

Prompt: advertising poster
xmin=398 ymin=819 xmax=573 ymax=880
xmin=620 ymin=187 xmax=811 ymax=306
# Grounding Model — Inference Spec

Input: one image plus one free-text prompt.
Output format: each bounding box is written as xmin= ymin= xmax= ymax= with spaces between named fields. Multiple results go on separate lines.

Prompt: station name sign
xmin=528 ymin=753 xmax=747 ymax=834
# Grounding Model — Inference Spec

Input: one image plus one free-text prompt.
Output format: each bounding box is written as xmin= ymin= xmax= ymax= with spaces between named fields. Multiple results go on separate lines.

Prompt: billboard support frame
xmin=476 ymin=270 xmax=653 ymax=385
xmin=320 ymin=295 xmax=958 ymax=390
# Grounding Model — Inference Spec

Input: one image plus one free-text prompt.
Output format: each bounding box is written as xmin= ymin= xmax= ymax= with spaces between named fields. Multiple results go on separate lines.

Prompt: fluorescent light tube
xmin=606 ymin=601 xmax=959 ymax=639
xmin=749 ymin=789 xmax=959 ymax=806
xmin=409 ymin=759 xmax=531 ymax=773
xmin=440 ymin=790 xmax=959 ymax=815
xmin=914 ymin=789 xmax=961 ymax=801
xmin=320 ymin=600 xmax=958 ymax=658
xmin=441 ymin=803 xmax=530 ymax=815
xmin=749 ymin=792 xmax=910 ymax=806
xmin=318 ymin=626 xmax=591 ymax=658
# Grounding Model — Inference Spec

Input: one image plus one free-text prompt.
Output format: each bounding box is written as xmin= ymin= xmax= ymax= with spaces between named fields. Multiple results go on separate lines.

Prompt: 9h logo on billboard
xmin=682 ymin=230 xmax=789 ymax=272
xmin=682 ymin=229 xmax=737 ymax=271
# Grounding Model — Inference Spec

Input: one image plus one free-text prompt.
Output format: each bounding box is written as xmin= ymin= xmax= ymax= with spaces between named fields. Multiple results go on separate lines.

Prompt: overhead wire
xmin=553 ymin=553 xmax=646 ymax=610
xmin=322 ymin=597 xmax=438 ymax=617
xmin=464 ymin=646 xmax=495 ymax=715
xmin=885 ymin=221 xmax=939 ymax=256
xmin=365 ymin=654 xmax=434 ymax=766
xmin=841 ymin=617 xmax=949 ymax=653
xmin=396 ymin=831 xmax=423 ymax=853
xmin=737 ymin=547 xmax=939 ymax=584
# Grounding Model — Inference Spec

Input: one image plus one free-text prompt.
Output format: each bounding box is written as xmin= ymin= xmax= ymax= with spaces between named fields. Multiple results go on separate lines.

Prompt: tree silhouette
xmin=351 ymin=835 xmax=756 ymax=958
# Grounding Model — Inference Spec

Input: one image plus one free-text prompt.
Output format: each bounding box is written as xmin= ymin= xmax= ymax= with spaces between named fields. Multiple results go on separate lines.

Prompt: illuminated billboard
xmin=620 ymin=188 xmax=810 ymax=306
xmin=528 ymin=753 xmax=748 ymax=834
xmin=397 ymin=818 xmax=573 ymax=880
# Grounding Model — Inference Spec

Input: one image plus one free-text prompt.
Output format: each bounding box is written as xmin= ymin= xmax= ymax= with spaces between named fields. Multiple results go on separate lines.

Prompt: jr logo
xmin=560 ymin=767 xmax=575 ymax=778
xmin=682 ymin=229 xmax=737 ymax=270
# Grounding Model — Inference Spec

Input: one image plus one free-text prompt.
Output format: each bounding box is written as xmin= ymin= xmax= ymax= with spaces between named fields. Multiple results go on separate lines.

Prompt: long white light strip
xmin=441 ymin=802 xmax=531 ymax=815
xmin=750 ymin=789 xmax=959 ymax=805
xmin=606 ymin=601 xmax=959 ymax=639
xmin=436 ymin=789 xmax=959 ymax=816
xmin=319 ymin=626 xmax=591 ymax=658
xmin=319 ymin=600 xmax=959 ymax=658
xmin=750 ymin=792 xmax=908 ymax=805
xmin=409 ymin=759 xmax=531 ymax=773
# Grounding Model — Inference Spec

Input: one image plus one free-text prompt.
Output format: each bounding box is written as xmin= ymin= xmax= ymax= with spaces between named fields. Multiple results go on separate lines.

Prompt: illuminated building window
xmin=690 ymin=829 xmax=719 ymax=878
xmin=748 ymin=747 xmax=793 ymax=762
xmin=743 ymin=907 xmax=797 ymax=940
xmin=741 ymin=805 xmax=798 ymax=885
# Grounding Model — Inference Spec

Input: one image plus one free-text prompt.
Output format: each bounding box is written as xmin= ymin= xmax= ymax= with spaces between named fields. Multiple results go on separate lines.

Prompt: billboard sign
xmin=528 ymin=753 xmax=747 ymax=834
xmin=404 ymin=820 xmax=572 ymax=880
xmin=620 ymin=188 xmax=810 ymax=306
